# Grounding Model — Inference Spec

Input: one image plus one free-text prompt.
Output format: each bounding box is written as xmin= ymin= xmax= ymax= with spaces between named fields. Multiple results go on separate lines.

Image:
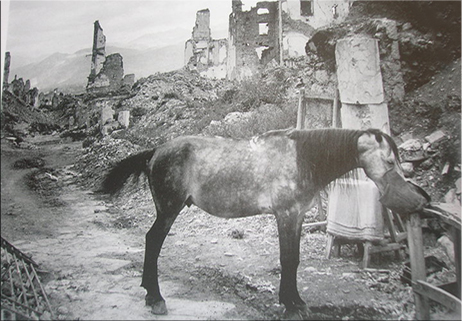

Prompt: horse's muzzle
xmin=379 ymin=170 xmax=430 ymax=215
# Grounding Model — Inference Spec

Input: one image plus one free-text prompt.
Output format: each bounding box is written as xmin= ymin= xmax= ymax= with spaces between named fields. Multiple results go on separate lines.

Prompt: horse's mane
xmin=287 ymin=128 xmax=399 ymax=190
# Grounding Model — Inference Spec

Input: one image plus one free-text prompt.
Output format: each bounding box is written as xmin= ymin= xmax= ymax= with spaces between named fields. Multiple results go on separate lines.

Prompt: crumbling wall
xmin=86 ymin=53 xmax=125 ymax=94
xmin=282 ymin=0 xmax=350 ymax=29
xmin=5 ymin=74 xmax=41 ymax=107
xmin=227 ymin=0 xmax=280 ymax=80
xmin=3 ymin=52 xmax=10 ymax=91
xmin=185 ymin=9 xmax=228 ymax=79
xmin=88 ymin=20 xmax=106 ymax=84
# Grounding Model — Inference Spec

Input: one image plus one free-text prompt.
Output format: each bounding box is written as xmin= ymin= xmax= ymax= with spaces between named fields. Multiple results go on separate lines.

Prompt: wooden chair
xmin=326 ymin=205 xmax=407 ymax=268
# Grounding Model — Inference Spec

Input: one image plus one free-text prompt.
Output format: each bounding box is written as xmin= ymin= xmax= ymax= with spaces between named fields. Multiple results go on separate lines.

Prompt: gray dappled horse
xmin=101 ymin=128 xmax=428 ymax=319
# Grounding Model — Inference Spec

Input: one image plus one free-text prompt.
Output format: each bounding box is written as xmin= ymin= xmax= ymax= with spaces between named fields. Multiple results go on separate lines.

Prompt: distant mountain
xmin=123 ymin=28 xmax=191 ymax=50
xmin=9 ymin=43 xmax=185 ymax=93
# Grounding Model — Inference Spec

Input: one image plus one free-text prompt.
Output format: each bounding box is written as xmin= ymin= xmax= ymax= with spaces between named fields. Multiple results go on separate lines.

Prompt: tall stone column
xmin=88 ymin=20 xmax=106 ymax=85
xmin=335 ymin=36 xmax=390 ymax=134
xmin=3 ymin=51 xmax=10 ymax=91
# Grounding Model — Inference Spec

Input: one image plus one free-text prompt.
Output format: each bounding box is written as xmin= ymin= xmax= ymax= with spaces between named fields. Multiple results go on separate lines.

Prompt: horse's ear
xmin=380 ymin=123 xmax=390 ymax=135
xmin=374 ymin=132 xmax=383 ymax=143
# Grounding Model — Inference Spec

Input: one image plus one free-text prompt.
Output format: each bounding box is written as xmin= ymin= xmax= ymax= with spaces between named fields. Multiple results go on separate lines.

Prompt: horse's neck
xmin=314 ymin=158 xmax=360 ymax=189
xmin=305 ymin=130 xmax=362 ymax=189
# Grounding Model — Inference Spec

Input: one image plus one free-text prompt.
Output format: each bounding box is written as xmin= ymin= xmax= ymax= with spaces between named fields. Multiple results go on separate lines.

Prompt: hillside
xmin=9 ymin=43 xmax=185 ymax=93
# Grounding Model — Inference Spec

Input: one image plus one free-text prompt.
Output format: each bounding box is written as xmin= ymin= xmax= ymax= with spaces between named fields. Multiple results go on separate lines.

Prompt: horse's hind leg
xmin=141 ymin=206 xmax=182 ymax=315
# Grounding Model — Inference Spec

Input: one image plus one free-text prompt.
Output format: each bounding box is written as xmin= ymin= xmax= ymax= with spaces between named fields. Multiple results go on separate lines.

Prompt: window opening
xmin=301 ymin=0 xmax=313 ymax=17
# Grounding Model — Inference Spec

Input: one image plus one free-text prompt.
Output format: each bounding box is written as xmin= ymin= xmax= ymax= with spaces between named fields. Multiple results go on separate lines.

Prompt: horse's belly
xmin=191 ymin=188 xmax=272 ymax=218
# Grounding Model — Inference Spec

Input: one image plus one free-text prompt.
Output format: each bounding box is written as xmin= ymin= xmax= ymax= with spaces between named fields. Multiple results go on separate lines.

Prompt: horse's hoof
xmin=151 ymin=300 xmax=168 ymax=315
xmin=283 ymin=306 xmax=311 ymax=320
xmin=145 ymin=295 xmax=168 ymax=315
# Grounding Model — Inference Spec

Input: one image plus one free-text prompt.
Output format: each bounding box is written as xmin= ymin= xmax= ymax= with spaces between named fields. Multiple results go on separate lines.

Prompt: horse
xmin=101 ymin=128 xmax=429 ymax=319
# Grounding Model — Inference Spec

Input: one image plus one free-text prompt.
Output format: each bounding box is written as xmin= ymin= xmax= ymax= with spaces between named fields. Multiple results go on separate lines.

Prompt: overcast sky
xmin=2 ymin=0 xmax=259 ymax=71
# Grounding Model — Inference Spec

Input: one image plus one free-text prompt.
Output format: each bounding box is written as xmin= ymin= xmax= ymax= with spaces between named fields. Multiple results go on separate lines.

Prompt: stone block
xmin=117 ymin=110 xmax=130 ymax=128
xmin=336 ymin=36 xmax=384 ymax=104
xmin=401 ymin=162 xmax=414 ymax=178
xmin=399 ymin=139 xmax=422 ymax=151
xmin=425 ymin=130 xmax=446 ymax=144
xmin=101 ymin=106 xmax=114 ymax=125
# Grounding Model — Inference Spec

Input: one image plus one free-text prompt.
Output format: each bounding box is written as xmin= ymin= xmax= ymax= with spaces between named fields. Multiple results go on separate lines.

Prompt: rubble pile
xmin=73 ymin=136 xmax=143 ymax=189
xmin=399 ymin=129 xmax=461 ymax=202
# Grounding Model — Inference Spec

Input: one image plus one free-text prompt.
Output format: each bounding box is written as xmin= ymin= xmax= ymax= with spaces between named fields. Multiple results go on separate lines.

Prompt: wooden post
xmin=332 ymin=88 xmax=339 ymax=128
xmin=451 ymin=226 xmax=461 ymax=298
xmin=296 ymin=88 xmax=305 ymax=130
xmin=406 ymin=213 xmax=430 ymax=320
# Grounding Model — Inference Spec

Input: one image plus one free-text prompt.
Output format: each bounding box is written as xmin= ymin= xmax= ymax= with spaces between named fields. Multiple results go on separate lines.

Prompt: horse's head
xmin=357 ymin=129 xmax=430 ymax=215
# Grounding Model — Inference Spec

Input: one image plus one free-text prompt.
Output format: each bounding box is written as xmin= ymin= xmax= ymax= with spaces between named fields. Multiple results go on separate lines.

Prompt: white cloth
xmin=327 ymin=178 xmax=384 ymax=241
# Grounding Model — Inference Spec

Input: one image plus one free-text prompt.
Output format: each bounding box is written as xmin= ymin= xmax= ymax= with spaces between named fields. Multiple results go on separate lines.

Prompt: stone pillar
xmin=3 ymin=51 xmax=10 ymax=91
xmin=118 ymin=110 xmax=130 ymax=128
xmin=88 ymin=20 xmax=106 ymax=85
xmin=335 ymin=36 xmax=390 ymax=134
xmin=328 ymin=36 xmax=391 ymax=246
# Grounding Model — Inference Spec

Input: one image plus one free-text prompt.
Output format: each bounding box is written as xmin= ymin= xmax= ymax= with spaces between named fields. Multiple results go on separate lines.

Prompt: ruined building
xmin=86 ymin=21 xmax=135 ymax=94
xmin=185 ymin=0 xmax=351 ymax=80
xmin=88 ymin=20 xmax=106 ymax=84
xmin=184 ymin=9 xmax=228 ymax=79
xmin=2 ymin=52 xmax=42 ymax=108
xmin=3 ymin=52 xmax=10 ymax=91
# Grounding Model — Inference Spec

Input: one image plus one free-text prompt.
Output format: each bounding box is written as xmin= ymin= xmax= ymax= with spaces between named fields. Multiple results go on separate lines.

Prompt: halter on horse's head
xmin=356 ymin=129 xmax=429 ymax=214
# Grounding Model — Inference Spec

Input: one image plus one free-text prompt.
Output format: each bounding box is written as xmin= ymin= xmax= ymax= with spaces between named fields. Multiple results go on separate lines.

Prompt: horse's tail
xmin=100 ymin=149 xmax=155 ymax=195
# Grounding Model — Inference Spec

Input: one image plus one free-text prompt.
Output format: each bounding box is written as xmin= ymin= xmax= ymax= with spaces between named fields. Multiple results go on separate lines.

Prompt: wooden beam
xmin=414 ymin=280 xmax=461 ymax=314
xmin=296 ymin=88 xmax=306 ymax=130
xmin=368 ymin=243 xmax=404 ymax=254
xmin=332 ymin=89 xmax=339 ymax=128
xmin=407 ymin=213 xmax=430 ymax=320
xmin=303 ymin=221 xmax=327 ymax=228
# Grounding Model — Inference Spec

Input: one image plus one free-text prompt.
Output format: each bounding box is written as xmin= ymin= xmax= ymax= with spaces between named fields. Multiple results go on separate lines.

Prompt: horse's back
xmin=148 ymin=133 xmax=307 ymax=217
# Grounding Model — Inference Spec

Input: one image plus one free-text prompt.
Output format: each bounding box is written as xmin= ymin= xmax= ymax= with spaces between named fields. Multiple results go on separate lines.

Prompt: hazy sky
xmin=2 ymin=0 xmax=259 ymax=70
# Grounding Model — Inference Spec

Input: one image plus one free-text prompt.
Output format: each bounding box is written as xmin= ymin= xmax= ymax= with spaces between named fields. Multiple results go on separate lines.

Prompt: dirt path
xmin=1 ymin=136 xmax=250 ymax=320
xmin=3 ymin=134 xmax=438 ymax=320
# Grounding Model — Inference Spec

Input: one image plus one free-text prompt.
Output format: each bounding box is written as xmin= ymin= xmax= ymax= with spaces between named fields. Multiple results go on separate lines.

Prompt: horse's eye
xmin=387 ymin=158 xmax=395 ymax=165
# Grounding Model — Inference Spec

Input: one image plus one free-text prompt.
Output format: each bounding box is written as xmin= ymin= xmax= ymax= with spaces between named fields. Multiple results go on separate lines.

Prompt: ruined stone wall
xmin=3 ymin=52 xmax=10 ymax=91
xmin=227 ymin=0 xmax=280 ymax=80
xmin=192 ymin=9 xmax=211 ymax=41
xmin=185 ymin=9 xmax=228 ymax=79
xmin=86 ymin=53 xmax=124 ymax=94
xmin=6 ymin=74 xmax=41 ymax=107
xmin=89 ymin=20 xmax=106 ymax=83
xmin=282 ymin=0 xmax=350 ymax=29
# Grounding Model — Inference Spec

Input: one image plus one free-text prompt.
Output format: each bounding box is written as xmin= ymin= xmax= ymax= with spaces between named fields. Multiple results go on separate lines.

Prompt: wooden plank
xmin=316 ymin=194 xmax=325 ymax=221
xmin=303 ymin=221 xmax=327 ymax=228
xmin=362 ymin=241 xmax=372 ymax=269
xmin=451 ymin=226 xmax=461 ymax=299
xmin=395 ymin=232 xmax=407 ymax=243
xmin=423 ymin=208 xmax=461 ymax=228
xmin=383 ymin=206 xmax=398 ymax=243
xmin=368 ymin=243 xmax=404 ymax=254
xmin=407 ymin=213 xmax=430 ymax=320
xmin=392 ymin=210 xmax=406 ymax=232
xmin=325 ymin=233 xmax=335 ymax=259
xmin=332 ymin=89 xmax=339 ymax=128
xmin=414 ymin=280 xmax=461 ymax=314
xmin=296 ymin=88 xmax=306 ymax=130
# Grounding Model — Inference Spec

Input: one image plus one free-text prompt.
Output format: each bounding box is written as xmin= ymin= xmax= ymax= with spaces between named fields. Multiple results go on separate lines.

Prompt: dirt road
xmin=1 ymin=134 xmax=422 ymax=320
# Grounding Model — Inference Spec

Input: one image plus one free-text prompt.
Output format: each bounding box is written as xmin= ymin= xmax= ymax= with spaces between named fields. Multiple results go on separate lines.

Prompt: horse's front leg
xmin=275 ymin=210 xmax=310 ymax=319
